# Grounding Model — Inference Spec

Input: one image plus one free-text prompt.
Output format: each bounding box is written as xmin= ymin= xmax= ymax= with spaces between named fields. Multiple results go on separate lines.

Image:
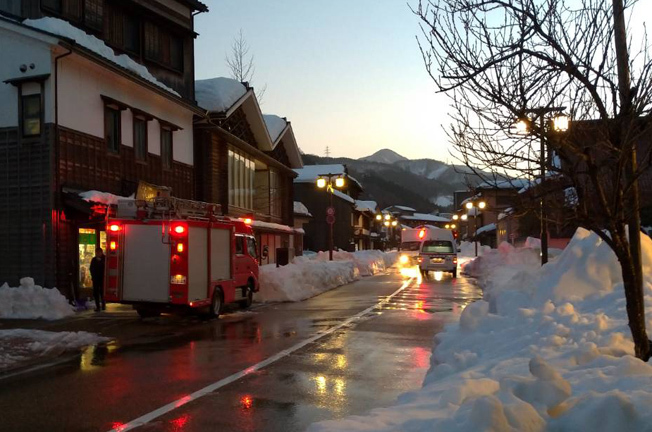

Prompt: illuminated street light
xmin=384 ymin=214 xmax=391 ymax=220
xmin=553 ymin=114 xmax=569 ymax=132
xmin=452 ymin=214 xmax=459 ymax=221
xmin=451 ymin=224 xmax=456 ymax=229
xmin=461 ymin=214 xmax=468 ymax=221
xmin=445 ymin=224 xmax=450 ymax=229
xmin=478 ymin=201 xmax=487 ymax=209
xmin=384 ymin=220 xmax=390 ymax=227
xmin=391 ymin=220 xmax=398 ymax=227
xmin=375 ymin=214 xmax=382 ymax=221
xmin=334 ymin=177 xmax=345 ymax=188
xmin=316 ymin=178 xmax=327 ymax=189
xmin=316 ymin=173 xmax=348 ymax=261
xmin=465 ymin=202 xmax=473 ymax=210
xmin=514 ymin=118 xmax=530 ymax=134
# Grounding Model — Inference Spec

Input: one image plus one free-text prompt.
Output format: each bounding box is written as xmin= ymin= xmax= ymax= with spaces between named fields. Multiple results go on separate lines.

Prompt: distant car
xmin=418 ymin=229 xmax=458 ymax=278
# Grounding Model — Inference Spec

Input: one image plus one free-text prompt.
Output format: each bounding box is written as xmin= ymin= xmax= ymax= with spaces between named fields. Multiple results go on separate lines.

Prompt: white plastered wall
xmin=0 ymin=25 xmax=55 ymax=128
xmin=57 ymin=54 xmax=194 ymax=165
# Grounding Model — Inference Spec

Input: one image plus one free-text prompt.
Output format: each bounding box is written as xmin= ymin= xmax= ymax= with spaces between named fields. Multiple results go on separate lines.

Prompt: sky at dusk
xmin=194 ymin=1 xmax=453 ymax=162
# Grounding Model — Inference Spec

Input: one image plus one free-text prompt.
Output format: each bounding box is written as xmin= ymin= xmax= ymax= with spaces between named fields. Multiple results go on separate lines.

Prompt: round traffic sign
xmin=327 ymin=206 xmax=335 ymax=216
xmin=326 ymin=215 xmax=335 ymax=224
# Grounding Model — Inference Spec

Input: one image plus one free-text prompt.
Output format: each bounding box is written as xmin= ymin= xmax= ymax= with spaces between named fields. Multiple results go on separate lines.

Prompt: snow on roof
xmin=497 ymin=207 xmax=514 ymax=221
xmin=294 ymin=201 xmax=312 ymax=217
xmin=476 ymin=223 xmax=497 ymax=235
xmin=355 ymin=200 xmax=378 ymax=213
xmin=247 ymin=219 xmax=302 ymax=234
xmin=195 ymin=77 xmax=247 ymax=113
xmin=401 ymin=213 xmax=450 ymax=223
xmin=79 ymin=190 xmax=134 ymax=206
xmin=293 ymin=165 xmax=363 ymax=190
xmin=392 ymin=205 xmax=417 ymax=212
xmin=294 ymin=164 xmax=346 ymax=182
xmin=333 ymin=190 xmax=355 ymax=204
xmin=263 ymin=114 xmax=287 ymax=143
xmin=23 ymin=17 xmax=179 ymax=96
xmin=477 ymin=179 xmax=531 ymax=190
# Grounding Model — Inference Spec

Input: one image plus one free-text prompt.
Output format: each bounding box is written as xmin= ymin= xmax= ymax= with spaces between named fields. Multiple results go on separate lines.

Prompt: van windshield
xmin=400 ymin=241 xmax=421 ymax=251
xmin=422 ymin=240 xmax=454 ymax=254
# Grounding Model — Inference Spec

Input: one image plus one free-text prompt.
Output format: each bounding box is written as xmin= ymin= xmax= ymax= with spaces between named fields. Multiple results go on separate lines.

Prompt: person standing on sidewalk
xmin=90 ymin=247 xmax=106 ymax=312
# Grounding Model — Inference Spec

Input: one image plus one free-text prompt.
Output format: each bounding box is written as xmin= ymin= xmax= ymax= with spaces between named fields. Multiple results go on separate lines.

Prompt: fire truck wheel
xmin=239 ymin=284 xmax=254 ymax=309
xmin=210 ymin=288 xmax=224 ymax=318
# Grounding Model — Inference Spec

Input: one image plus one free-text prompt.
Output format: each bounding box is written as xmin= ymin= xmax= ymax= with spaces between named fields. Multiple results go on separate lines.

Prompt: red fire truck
xmin=103 ymin=198 xmax=260 ymax=318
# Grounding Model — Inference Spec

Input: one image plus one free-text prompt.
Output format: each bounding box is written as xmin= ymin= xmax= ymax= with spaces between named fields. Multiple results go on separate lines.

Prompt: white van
xmin=418 ymin=228 xmax=458 ymax=278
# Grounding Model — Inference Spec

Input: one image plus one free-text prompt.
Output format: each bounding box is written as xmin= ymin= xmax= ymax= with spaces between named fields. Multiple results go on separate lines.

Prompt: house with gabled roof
xmin=0 ymin=0 xmax=207 ymax=297
xmin=193 ymin=77 xmax=304 ymax=265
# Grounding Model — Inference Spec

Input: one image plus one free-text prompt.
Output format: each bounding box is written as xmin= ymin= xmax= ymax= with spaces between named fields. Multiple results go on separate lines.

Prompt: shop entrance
xmin=78 ymin=227 xmax=106 ymax=290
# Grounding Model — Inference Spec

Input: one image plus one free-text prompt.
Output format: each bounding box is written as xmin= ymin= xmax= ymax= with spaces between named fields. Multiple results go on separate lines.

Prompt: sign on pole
xmin=326 ymin=215 xmax=335 ymax=225
xmin=326 ymin=206 xmax=335 ymax=216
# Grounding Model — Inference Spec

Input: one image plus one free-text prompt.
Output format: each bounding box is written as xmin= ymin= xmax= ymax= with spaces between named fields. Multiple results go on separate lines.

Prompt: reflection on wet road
xmin=0 ymin=268 xmax=481 ymax=432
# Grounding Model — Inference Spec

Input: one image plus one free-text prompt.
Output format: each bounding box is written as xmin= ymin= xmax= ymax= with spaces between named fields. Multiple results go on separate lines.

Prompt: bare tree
xmin=226 ymin=29 xmax=267 ymax=102
xmin=414 ymin=0 xmax=652 ymax=360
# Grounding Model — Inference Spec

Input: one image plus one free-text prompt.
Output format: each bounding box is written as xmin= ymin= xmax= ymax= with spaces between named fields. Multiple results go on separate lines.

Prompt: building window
xmin=0 ymin=0 xmax=23 ymax=16
xmin=144 ymin=21 xmax=184 ymax=72
xmin=21 ymin=94 xmax=42 ymax=137
xmin=269 ymin=169 xmax=281 ymax=217
xmin=133 ymin=116 xmax=147 ymax=161
xmin=228 ymin=147 xmax=255 ymax=210
xmin=83 ymin=0 xmax=103 ymax=31
xmin=42 ymin=0 xmax=62 ymax=13
xmin=104 ymin=106 xmax=121 ymax=153
xmin=161 ymin=127 xmax=173 ymax=169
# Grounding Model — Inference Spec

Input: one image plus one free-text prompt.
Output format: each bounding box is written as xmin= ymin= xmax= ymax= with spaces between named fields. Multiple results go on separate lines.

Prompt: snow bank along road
xmin=0 ymin=269 xmax=481 ymax=432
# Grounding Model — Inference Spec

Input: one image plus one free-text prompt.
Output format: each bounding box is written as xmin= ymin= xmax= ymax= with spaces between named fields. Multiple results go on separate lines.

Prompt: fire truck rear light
xmin=173 ymin=225 xmax=186 ymax=234
xmin=109 ymin=224 xmax=121 ymax=232
xmin=177 ymin=243 xmax=184 ymax=253
xmin=243 ymin=218 xmax=253 ymax=225
xmin=110 ymin=241 xmax=117 ymax=250
xmin=453 ymin=258 xmax=458 ymax=264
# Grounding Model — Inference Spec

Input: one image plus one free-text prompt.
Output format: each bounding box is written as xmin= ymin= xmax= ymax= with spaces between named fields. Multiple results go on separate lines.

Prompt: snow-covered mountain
xmin=301 ymin=152 xmax=485 ymax=212
xmin=360 ymin=149 xmax=408 ymax=164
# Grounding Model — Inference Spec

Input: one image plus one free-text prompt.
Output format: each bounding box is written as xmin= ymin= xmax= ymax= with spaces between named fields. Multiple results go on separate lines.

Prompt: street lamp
xmin=316 ymin=173 xmax=347 ymax=261
xmin=465 ymin=200 xmax=487 ymax=257
xmin=515 ymin=107 xmax=570 ymax=265
xmin=452 ymin=214 xmax=459 ymax=221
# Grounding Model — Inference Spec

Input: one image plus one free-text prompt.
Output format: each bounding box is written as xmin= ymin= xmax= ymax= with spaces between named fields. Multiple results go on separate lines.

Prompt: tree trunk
xmin=620 ymin=250 xmax=651 ymax=361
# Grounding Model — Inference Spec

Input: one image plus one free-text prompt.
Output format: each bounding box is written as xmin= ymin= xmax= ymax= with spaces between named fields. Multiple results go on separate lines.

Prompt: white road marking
xmin=109 ymin=276 xmax=416 ymax=432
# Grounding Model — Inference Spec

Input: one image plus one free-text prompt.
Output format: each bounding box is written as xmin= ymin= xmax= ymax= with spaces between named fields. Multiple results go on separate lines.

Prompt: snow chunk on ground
xmin=0 ymin=278 xmax=74 ymax=320
xmin=308 ymin=229 xmax=652 ymax=432
xmin=256 ymin=250 xmax=398 ymax=302
xmin=195 ymin=77 xmax=247 ymax=112
xmin=24 ymin=17 xmax=179 ymax=95
xmin=0 ymin=329 xmax=109 ymax=372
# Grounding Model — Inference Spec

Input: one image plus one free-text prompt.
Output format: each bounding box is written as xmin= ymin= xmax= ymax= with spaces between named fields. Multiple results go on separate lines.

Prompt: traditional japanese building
xmin=0 ymin=0 xmax=207 ymax=298
xmin=193 ymin=77 xmax=304 ymax=265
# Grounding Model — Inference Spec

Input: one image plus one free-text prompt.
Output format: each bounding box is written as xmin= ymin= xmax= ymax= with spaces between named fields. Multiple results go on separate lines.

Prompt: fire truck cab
xmin=104 ymin=198 xmax=260 ymax=318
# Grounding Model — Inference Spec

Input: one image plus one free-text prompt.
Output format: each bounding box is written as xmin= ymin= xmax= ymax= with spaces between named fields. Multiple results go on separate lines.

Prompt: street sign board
xmin=326 ymin=206 xmax=335 ymax=216
xmin=326 ymin=215 xmax=335 ymax=225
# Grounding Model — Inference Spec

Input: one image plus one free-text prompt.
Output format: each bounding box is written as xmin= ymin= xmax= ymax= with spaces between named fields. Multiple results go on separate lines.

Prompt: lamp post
xmin=465 ymin=200 xmax=486 ymax=257
xmin=316 ymin=174 xmax=346 ymax=261
xmin=516 ymin=107 xmax=570 ymax=265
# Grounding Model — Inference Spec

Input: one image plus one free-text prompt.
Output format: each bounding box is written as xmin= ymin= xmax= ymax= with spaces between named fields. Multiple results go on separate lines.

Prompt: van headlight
xmin=399 ymin=255 xmax=409 ymax=265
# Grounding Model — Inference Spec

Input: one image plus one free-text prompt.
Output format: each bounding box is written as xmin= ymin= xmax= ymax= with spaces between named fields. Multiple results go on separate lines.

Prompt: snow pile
xmin=263 ymin=114 xmax=287 ymax=142
xmin=0 ymin=329 xmax=109 ymax=372
xmin=79 ymin=190 xmax=134 ymax=206
xmin=24 ymin=18 xmax=178 ymax=95
xmin=256 ymin=250 xmax=398 ymax=303
xmin=308 ymin=229 xmax=652 ymax=432
xmin=256 ymin=260 xmax=359 ymax=303
xmin=0 ymin=278 xmax=74 ymax=320
xmin=195 ymin=77 xmax=247 ymax=112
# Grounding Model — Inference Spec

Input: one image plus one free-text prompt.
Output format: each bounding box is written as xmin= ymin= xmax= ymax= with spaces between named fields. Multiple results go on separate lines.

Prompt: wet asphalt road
xmin=0 ymin=269 xmax=481 ymax=432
